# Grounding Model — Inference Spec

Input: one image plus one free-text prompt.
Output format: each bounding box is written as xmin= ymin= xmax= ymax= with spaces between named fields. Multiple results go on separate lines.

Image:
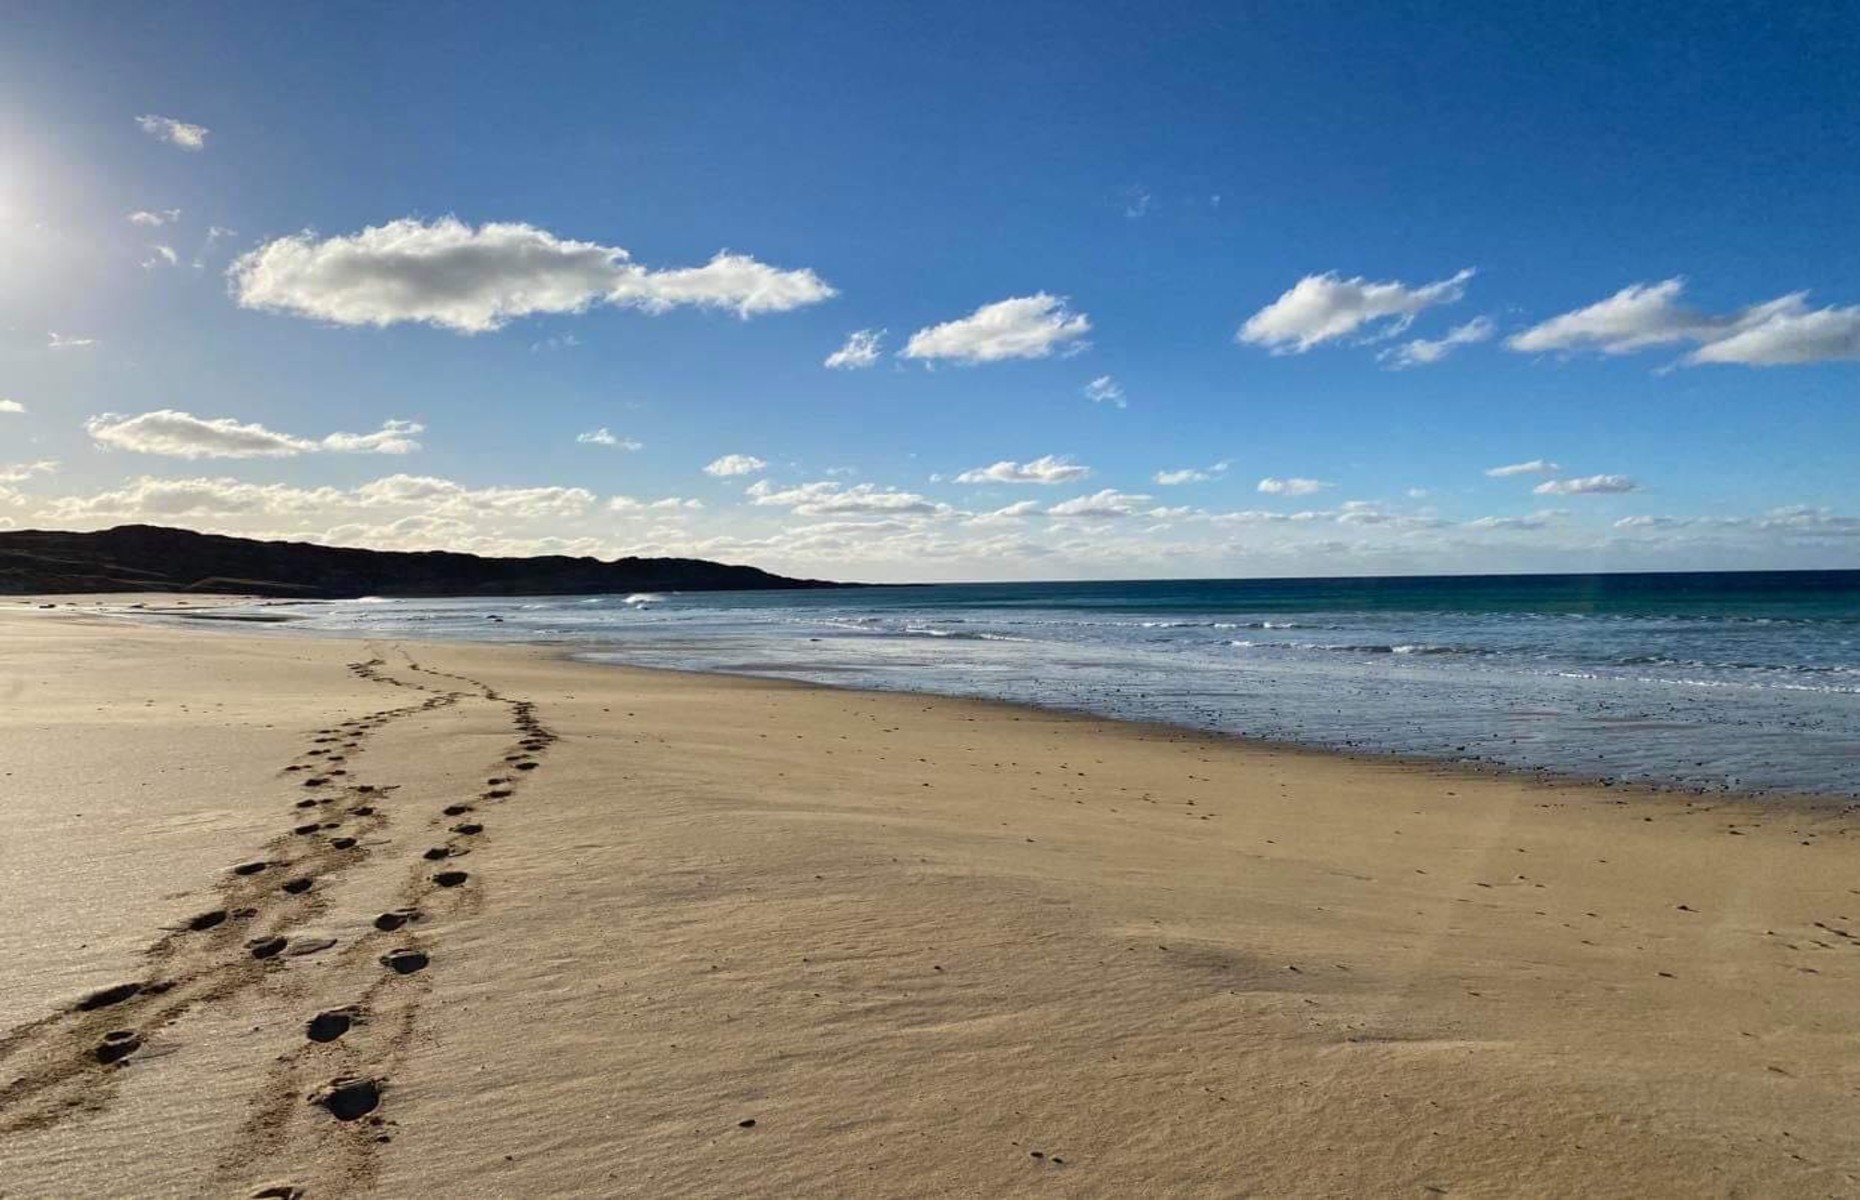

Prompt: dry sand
xmin=1 ymin=601 xmax=1857 ymax=1198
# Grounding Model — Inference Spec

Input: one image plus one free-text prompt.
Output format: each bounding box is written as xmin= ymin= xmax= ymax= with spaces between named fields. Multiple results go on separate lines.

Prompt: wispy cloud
xmin=1509 ymin=278 xmax=1860 ymax=366
xmin=1485 ymin=459 xmax=1560 ymax=478
xmin=1238 ymin=269 xmax=1474 ymax=354
xmin=1533 ymin=474 xmax=1639 ymax=495
xmin=1083 ymin=375 xmax=1126 ymax=407
xmin=128 ymin=208 xmax=181 ymax=227
xmin=47 ymin=332 xmax=96 ymax=349
xmin=136 ymin=114 xmax=210 ymax=150
xmin=1381 ymin=315 xmax=1494 ymax=368
xmin=1257 ymin=476 xmax=1332 ymax=496
xmin=86 ymin=410 xmax=423 ymax=458
xmin=825 ymin=328 xmax=884 ymax=369
xmin=576 ymin=428 xmax=643 ymax=450
xmin=1154 ymin=461 xmax=1229 ymax=485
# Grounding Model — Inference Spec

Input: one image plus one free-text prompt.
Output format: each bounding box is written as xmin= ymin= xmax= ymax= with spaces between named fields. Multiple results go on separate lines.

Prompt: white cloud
xmin=746 ymin=479 xmax=946 ymax=516
xmin=1533 ymin=474 xmax=1638 ymax=495
xmin=824 ymin=328 xmax=884 ymax=369
xmin=577 ymin=428 xmax=643 ymax=450
xmin=136 ymin=114 xmax=209 ymax=150
xmin=608 ymin=496 xmax=703 ymax=513
xmin=705 ymin=454 xmax=767 ymax=477
xmin=1238 ymin=268 xmax=1474 ymax=353
xmin=1083 ymin=375 xmax=1126 ymax=408
xmin=86 ymin=410 xmax=423 ymax=458
xmin=229 ymin=217 xmax=835 ymax=334
xmin=1048 ymin=489 xmax=1152 ymax=518
xmin=128 ymin=208 xmax=181 ymax=227
xmin=1508 ymin=278 xmax=1860 ymax=365
xmin=0 ymin=460 xmax=57 ymax=483
xmin=0 ymin=399 xmax=23 ymax=414
xmin=902 ymin=294 xmax=1091 ymax=364
xmin=1155 ymin=461 xmax=1229 ymax=486
xmin=1467 ymin=509 xmax=1566 ymax=530
xmin=969 ymin=500 xmax=1044 ymax=524
xmin=1257 ymin=476 xmax=1332 ymax=496
xmin=1485 ymin=459 xmax=1561 ymax=478
xmin=142 ymin=244 xmax=179 ymax=269
xmin=1381 ymin=315 xmax=1494 ymax=369
xmin=320 ymin=419 xmax=424 ymax=455
xmin=955 ymin=455 xmax=1091 ymax=485
xmin=1687 ymin=300 xmax=1860 ymax=366
xmin=47 ymin=332 xmax=96 ymax=349
xmin=1122 ymin=185 xmax=1152 ymax=220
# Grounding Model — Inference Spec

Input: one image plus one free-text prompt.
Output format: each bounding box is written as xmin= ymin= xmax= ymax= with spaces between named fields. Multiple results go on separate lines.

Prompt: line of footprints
xmin=0 ymin=651 xmax=556 ymax=1195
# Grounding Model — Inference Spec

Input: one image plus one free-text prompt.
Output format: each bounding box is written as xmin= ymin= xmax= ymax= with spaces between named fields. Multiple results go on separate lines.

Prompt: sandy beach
xmin=2 ymin=602 xmax=1857 ymax=1198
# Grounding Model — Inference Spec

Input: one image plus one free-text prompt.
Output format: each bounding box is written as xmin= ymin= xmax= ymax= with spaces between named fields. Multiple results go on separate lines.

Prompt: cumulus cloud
xmin=1533 ymin=474 xmax=1638 ymax=495
xmin=1257 ymin=476 xmax=1331 ymax=496
xmin=704 ymin=454 xmax=767 ymax=477
xmin=1238 ymin=269 xmax=1474 ymax=353
xmin=955 ymin=455 xmax=1090 ymax=485
xmin=1381 ymin=316 xmax=1494 ymax=369
xmin=229 ymin=218 xmax=835 ymax=334
xmin=824 ymin=328 xmax=884 ymax=369
xmin=1048 ymin=489 xmax=1152 ymax=518
xmin=128 ymin=208 xmax=181 ymax=227
xmin=1083 ymin=375 xmax=1125 ymax=407
xmin=1155 ymin=461 xmax=1229 ymax=486
xmin=136 ymin=114 xmax=209 ymax=150
xmin=1485 ymin=459 xmax=1561 ymax=478
xmin=746 ymin=479 xmax=946 ymax=516
xmin=577 ymin=428 xmax=643 ymax=450
xmin=901 ymin=294 xmax=1091 ymax=364
xmin=0 ymin=399 xmax=23 ymax=414
xmin=85 ymin=410 xmax=423 ymax=459
xmin=1508 ymin=278 xmax=1860 ymax=365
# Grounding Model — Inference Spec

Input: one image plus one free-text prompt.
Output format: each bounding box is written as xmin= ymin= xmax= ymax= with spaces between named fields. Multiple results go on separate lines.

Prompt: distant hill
xmin=0 ymin=525 xmax=848 ymax=598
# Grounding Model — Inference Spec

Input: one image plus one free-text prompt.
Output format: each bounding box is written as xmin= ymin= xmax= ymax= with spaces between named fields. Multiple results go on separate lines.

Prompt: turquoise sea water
xmin=206 ymin=571 xmax=1860 ymax=798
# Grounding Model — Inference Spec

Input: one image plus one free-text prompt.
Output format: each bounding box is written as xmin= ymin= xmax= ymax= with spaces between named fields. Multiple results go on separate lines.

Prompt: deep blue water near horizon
xmin=205 ymin=569 xmax=1860 ymax=798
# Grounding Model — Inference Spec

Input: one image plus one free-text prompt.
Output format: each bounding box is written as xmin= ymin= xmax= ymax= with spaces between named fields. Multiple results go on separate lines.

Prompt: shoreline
xmin=39 ymin=593 xmax=1860 ymax=807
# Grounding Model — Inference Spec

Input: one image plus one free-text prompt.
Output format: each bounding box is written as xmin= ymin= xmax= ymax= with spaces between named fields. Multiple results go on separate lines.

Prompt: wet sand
xmin=2 ymin=602 xmax=1857 ymax=1197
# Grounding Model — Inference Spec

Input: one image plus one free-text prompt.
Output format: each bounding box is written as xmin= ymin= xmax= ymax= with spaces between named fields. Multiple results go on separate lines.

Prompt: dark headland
xmin=0 ymin=524 xmax=849 ymax=598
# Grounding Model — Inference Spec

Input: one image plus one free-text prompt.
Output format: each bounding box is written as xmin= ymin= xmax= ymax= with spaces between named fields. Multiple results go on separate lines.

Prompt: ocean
xmin=203 ymin=570 xmax=1860 ymax=798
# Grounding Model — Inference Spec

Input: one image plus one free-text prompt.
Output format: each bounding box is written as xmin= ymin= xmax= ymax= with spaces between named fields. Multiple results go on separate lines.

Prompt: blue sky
xmin=2 ymin=1 xmax=1857 ymax=581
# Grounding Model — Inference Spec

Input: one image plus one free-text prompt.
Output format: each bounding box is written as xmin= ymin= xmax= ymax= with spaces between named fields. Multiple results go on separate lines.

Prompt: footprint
xmin=301 ymin=778 xmax=328 ymax=788
xmin=232 ymin=861 xmax=272 ymax=876
xmin=250 ymin=1183 xmax=304 ymax=1198
xmin=452 ymin=823 xmax=484 ymax=836
xmin=422 ymin=847 xmax=453 ymax=861
xmin=513 ymin=762 xmax=539 ymax=772
xmin=292 ymin=823 xmax=322 ymax=836
xmin=305 ymin=1007 xmax=357 ymax=1043
xmin=433 ymin=870 xmax=469 ymax=888
xmin=187 ymin=910 xmax=228 ymax=932
xmin=349 ymin=805 xmax=376 ymax=817
xmin=380 ymin=948 xmax=429 ymax=975
xmin=330 ymin=837 xmax=358 ymax=850
xmin=280 ymin=878 xmax=314 ymax=895
xmin=481 ymin=789 xmax=512 ymax=800
xmin=443 ymin=804 xmax=473 ymax=817
xmin=310 ymin=1076 xmax=383 ymax=1121
xmin=284 ymin=935 xmax=338 ymax=957
xmin=249 ymin=936 xmax=289 ymax=960
xmin=294 ymin=798 xmax=320 ymax=809
xmin=76 ymin=982 xmax=142 ymax=1011
xmin=373 ymin=908 xmax=420 ymax=932
xmin=94 ymin=1030 xmax=141 ymax=1064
